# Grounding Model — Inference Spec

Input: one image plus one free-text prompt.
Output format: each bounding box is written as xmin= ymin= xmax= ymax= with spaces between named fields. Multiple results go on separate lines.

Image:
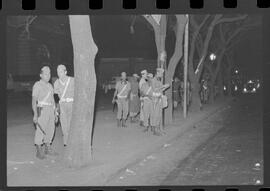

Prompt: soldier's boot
xmin=143 ymin=125 xmax=149 ymax=132
xmin=44 ymin=143 xmax=59 ymax=156
xmin=153 ymin=126 xmax=162 ymax=136
xmin=122 ymin=119 xmax=127 ymax=128
xmin=117 ymin=119 xmax=121 ymax=128
xmin=35 ymin=145 xmax=46 ymax=160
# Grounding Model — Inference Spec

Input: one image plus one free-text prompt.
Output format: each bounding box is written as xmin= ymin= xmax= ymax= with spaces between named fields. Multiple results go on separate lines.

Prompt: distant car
xmin=243 ymin=80 xmax=257 ymax=94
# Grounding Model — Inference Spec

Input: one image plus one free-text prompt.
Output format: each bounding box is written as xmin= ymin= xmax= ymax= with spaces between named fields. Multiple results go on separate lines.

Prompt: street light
xmin=235 ymin=70 xmax=239 ymax=74
xmin=209 ymin=53 xmax=216 ymax=61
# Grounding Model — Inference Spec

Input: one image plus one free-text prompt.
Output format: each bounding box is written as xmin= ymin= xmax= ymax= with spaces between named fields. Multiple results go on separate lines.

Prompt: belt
xmin=117 ymin=95 xmax=127 ymax=98
xmin=60 ymin=98 xmax=74 ymax=103
xmin=153 ymin=92 xmax=162 ymax=97
xmin=37 ymin=101 xmax=53 ymax=107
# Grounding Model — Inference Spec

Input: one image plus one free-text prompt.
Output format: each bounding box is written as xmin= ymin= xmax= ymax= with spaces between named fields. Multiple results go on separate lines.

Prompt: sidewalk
xmin=7 ymin=97 xmax=232 ymax=186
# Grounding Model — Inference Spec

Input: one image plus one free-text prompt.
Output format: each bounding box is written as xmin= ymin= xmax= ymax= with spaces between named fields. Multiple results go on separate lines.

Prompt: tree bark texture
xmin=164 ymin=15 xmax=187 ymax=125
xmin=64 ymin=15 xmax=98 ymax=168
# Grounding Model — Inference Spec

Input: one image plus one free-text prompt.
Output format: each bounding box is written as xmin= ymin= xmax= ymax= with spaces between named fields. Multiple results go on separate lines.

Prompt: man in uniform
xmin=140 ymin=73 xmax=154 ymax=133
xmin=54 ymin=65 xmax=74 ymax=147
xmin=32 ymin=66 xmax=58 ymax=159
xmin=151 ymin=68 xmax=170 ymax=136
xmin=112 ymin=72 xmax=131 ymax=127
xmin=129 ymin=74 xmax=140 ymax=123
xmin=139 ymin=70 xmax=148 ymax=127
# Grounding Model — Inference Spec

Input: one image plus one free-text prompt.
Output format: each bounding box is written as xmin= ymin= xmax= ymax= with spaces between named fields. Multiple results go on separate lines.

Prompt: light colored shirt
xmin=152 ymin=77 xmax=163 ymax=97
xmin=141 ymin=82 xmax=153 ymax=97
xmin=32 ymin=80 xmax=54 ymax=106
xmin=139 ymin=78 xmax=147 ymax=90
xmin=115 ymin=80 xmax=131 ymax=98
xmin=54 ymin=76 xmax=74 ymax=99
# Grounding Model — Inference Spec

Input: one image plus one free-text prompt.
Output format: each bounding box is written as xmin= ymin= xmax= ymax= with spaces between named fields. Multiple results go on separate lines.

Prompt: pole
xmin=183 ymin=15 xmax=189 ymax=118
xmin=160 ymin=15 xmax=167 ymax=129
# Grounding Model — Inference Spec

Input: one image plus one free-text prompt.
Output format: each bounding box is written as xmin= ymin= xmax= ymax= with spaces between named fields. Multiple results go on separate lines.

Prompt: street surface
xmin=6 ymin=90 xmax=263 ymax=186
xmin=106 ymin=94 xmax=263 ymax=186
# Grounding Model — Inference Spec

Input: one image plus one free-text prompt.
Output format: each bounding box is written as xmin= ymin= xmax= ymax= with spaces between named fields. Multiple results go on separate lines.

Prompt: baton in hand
xmin=34 ymin=122 xmax=46 ymax=135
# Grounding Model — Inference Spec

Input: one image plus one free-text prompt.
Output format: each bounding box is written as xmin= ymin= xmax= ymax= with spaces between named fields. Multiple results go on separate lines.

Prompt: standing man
xmin=151 ymin=68 xmax=170 ymax=136
xmin=129 ymin=74 xmax=140 ymax=123
xmin=173 ymin=77 xmax=181 ymax=108
xmin=112 ymin=72 xmax=131 ymax=128
xmin=141 ymin=73 xmax=154 ymax=133
xmin=139 ymin=70 xmax=148 ymax=127
xmin=54 ymin=65 xmax=74 ymax=147
xmin=32 ymin=66 xmax=58 ymax=159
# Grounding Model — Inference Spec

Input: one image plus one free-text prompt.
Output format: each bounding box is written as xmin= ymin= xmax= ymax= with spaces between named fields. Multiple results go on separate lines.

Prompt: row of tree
xmin=136 ymin=14 xmax=259 ymax=124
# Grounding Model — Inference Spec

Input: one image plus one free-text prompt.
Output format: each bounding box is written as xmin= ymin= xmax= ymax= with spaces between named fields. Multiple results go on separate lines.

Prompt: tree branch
xmin=216 ymin=15 xmax=248 ymax=25
xmin=143 ymin=15 xmax=160 ymax=30
xmin=195 ymin=15 xmax=222 ymax=78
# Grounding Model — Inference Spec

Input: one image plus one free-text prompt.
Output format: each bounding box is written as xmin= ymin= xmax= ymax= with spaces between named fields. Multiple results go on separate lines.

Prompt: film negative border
xmin=0 ymin=0 xmax=268 ymax=14
xmin=2 ymin=0 xmax=270 ymax=11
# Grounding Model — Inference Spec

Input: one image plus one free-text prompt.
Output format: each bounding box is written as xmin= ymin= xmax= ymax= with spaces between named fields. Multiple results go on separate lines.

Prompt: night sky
xmin=7 ymin=15 xmax=263 ymax=80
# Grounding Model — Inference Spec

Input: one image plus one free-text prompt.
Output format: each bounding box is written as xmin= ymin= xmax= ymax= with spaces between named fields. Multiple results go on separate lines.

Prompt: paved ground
xmin=7 ymin=90 xmax=261 ymax=186
xmin=105 ymin=94 xmax=263 ymax=186
xmin=162 ymin=94 xmax=263 ymax=185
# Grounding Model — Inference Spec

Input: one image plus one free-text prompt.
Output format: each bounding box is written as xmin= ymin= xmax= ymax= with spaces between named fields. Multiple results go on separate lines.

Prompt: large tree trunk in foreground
xmin=164 ymin=15 xmax=187 ymax=125
xmin=64 ymin=15 xmax=98 ymax=168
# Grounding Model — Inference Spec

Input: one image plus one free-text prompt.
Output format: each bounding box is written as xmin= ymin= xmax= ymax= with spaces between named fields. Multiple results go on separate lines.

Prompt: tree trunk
xmin=227 ymin=66 xmax=232 ymax=97
xmin=218 ymin=70 xmax=224 ymax=99
xmin=164 ymin=15 xmax=187 ymax=125
xmin=209 ymin=80 xmax=215 ymax=103
xmin=189 ymin=79 xmax=201 ymax=112
xmin=63 ymin=15 xmax=98 ymax=168
xmin=225 ymin=53 xmax=233 ymax=97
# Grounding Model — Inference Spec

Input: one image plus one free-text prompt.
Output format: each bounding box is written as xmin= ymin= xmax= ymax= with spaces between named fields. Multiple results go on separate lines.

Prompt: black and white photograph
xmin=6 ymin=14 xmax=263 ymax=186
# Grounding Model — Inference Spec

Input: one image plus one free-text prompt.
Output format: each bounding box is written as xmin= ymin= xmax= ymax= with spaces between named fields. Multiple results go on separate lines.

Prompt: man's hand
xmin=33 ymin=114 xmax=38 ymax=124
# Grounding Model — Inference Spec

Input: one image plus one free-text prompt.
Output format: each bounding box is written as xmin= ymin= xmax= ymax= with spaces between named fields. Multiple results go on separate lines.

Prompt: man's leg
xmin=60 ymin=103 xmax=68 ymax=146
xmin=65 ymin=103 xmax=73 ymax=146
xmin=116 ymin=99 xmax=123 ymax=127
xmin=143 ymin=99 xmax=150 ymax=132
xmin=35 ymin=108 xmax=47 ymax=159
xmin=152 ymin=100 xmax=162 ymax=136
xmin=139 ymin=100 xmax=144 ymax=127
xmin=44 ymin=107 xmax=58 ymax=155
xmin=122 ymin=99 xmax=128 ymax=127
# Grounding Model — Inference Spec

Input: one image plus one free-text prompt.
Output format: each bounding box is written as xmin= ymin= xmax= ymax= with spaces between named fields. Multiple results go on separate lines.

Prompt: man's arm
xmin=32 ymin=96 xmax=38 ymax=123
xmin=127 ymin=83 xmax=131 ymax=100
xmin=112 ymin=83 xmax=118 ymax=102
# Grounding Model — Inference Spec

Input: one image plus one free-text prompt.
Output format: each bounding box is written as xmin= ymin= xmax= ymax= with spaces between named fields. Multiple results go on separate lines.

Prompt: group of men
xmin=31 ymin=65 xmax=170 ymax=160
xmin=112 ymin=68 xmax=170 ymax=136
xmin=32 ymin=65 xmax=74 ymax=160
